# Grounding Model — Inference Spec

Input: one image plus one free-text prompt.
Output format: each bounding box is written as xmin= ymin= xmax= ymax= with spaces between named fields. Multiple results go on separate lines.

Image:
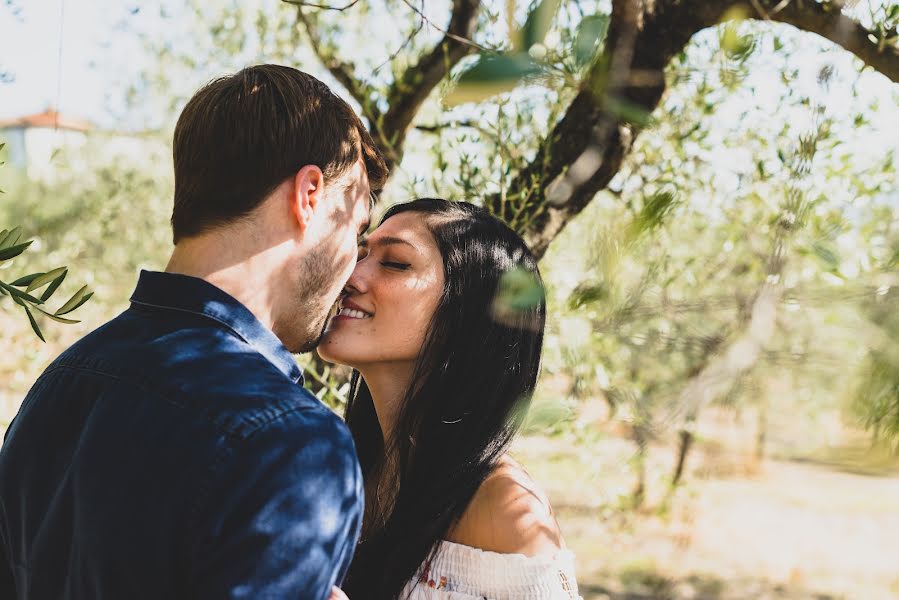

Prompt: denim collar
xmin=130 ymin=270 xmax=304 ymax=385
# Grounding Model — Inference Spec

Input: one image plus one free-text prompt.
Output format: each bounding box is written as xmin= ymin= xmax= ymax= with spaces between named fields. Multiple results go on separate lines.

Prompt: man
xmin=0 ymin=65 xmax=387 ymax=599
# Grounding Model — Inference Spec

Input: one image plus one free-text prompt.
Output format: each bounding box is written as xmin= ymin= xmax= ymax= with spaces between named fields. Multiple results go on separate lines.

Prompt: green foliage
xmin=0 ymin=145 xmax=93 ymax=341
xmin=445 ymin=54 xmax=545 ymax=106
xmin=850 ymin=287 xmax=899 ymax=449
xmin=0 ymin=230 xmax=94 ymax=341
xmin=519 ymin=0 xmax=561 ymax=50
xmin=574 ymin=14 xmax=609 ymax=67
xmin=493 ymin=266 xmax=545 ymax=313
xmin=447 ymin=3 xmax=608 ymax=106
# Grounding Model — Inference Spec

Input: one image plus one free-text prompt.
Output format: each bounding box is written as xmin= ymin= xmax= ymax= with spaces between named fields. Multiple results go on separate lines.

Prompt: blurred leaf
xmin=812 ymin=241 xmax=840 ymax=271
xmin=520 ymin=0 xmax=561 ymax=50
xmin=888 ymin=247 xmax=899 ymax=269
xmin=605 ymin=96 xmax=653 ymax=128
xmin=720 ymin=4 xmax=750 ymax=22
xmin=26 ymin=266 xmax=67 ymax=293
xmin=492 ymin=267 xmax=545 ymax=321
xmin=446 ymin=53 xmax=543 ymax=106
xmin=56 ymin=285 xmax=93 ymax=316
xmin=569 ymin=282 xmax=609 ymax=309
xmin=719 ymin=24 xmax=756 ymax=62
xmin=0 ymin=226 xmax=22 ymax=250
xmin=629 ymin=191 xmax=679 ymax=239
xmin=574 ymin=14 xmax=609 ymax=66
xmin=0 ymin=240 xmax=32 ymax=261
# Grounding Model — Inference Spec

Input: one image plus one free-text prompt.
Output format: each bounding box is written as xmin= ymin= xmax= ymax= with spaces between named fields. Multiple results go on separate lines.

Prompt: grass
xmin=512 ymin=424 xmax=899 ymax=600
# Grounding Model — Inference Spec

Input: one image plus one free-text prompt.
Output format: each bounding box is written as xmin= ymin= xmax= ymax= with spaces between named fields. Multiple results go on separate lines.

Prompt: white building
xmin=0 ymin=109 xmax=90 ymax=181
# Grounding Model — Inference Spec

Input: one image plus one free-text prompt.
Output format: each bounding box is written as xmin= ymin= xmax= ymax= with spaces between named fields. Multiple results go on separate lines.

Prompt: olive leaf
xmin=0 ymin=240 xmax=32 ymax=261
xmin=0 ymin=226 xmax=22 ymax=250
xmin=27 ymin=267 xmax=67 ymax=294
xmin=11 ymin=272 xmax=46 ymax=287
xmin=56 ymin=285 xmax=94 ymax=316
xmin=34 ymin=306 xmax=80 ymax=324
xmin=11 ymin=296 xmax=46 ymax=342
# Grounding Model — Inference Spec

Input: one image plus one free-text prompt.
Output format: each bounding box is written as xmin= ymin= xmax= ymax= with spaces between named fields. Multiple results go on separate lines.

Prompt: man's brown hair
xmin=171 ymin=64 xmax=387 ymax=243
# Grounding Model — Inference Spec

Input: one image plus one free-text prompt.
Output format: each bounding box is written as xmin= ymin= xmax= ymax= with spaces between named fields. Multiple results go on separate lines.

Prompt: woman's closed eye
xmin=381 ymin=261 xmax=411 ymax=271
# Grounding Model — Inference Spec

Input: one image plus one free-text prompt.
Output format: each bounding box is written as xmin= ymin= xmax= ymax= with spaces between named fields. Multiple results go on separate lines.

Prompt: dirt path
xmin=513 ymin=435 xmax=899 ymax=600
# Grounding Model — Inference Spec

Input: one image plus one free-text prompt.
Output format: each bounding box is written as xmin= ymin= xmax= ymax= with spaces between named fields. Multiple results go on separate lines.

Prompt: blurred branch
xmin=371 ymin=1 xmax=427 ymax=75
xmin=736 ymin=0 xmax=899 ymax=82
xmin=293 ymin=7 xmax=379 ymax=120
xmin=415 ymin=119 xmax=500 ymax=141
xmin=282 ymin=0 xmax=362 ymax=11
xmin=396 ymin=0 xmax=490 ymax=52
xmin=376 ymin=0 xmax=482 ymax=171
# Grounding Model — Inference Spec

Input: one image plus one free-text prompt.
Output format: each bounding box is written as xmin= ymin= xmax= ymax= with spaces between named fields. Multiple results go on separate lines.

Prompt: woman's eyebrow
xmin=360 ymin=235 xmax=421 ymax=252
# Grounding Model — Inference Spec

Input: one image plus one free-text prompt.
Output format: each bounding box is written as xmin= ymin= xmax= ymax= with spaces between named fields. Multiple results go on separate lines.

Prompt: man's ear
xmin=291 ymin=165 xmax=325 ymax=232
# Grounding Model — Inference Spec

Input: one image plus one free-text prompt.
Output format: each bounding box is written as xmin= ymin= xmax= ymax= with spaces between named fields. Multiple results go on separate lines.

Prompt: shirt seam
xmin=129 ymin=299 xmax=249 ymax=344
xmin=128 ymin=300 xmax=302 ymax=383
xmin=41 ymin=362 xmax=319 ymax=441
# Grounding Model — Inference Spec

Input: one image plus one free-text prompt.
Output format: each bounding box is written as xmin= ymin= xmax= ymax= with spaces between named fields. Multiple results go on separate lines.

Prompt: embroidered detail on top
xmin=559 ymin=570 xmax=575 ymax=598
xmin=418 ymin=565 xmax=451 ymax=590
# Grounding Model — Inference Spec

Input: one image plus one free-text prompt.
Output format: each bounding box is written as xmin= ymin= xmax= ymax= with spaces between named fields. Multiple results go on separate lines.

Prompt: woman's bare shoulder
xmin=446 ymin=455 xmax=565 ymax=557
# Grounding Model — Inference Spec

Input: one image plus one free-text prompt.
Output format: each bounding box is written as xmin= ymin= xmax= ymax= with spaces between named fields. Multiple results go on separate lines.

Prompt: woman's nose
xmin=344 ymin=261 xmax=370 ymax=295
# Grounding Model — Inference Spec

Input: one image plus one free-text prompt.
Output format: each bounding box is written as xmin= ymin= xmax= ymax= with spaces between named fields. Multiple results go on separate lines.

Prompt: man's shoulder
xmin=46 ymin=308 xmax=343 ymax=443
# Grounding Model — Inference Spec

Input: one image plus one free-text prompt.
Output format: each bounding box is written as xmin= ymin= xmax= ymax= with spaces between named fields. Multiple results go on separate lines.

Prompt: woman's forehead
xmin=372 ymin=212 xmax=438 ymax=250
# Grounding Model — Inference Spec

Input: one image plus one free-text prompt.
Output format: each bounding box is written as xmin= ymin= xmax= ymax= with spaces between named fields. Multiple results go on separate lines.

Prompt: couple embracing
xmin=0 ymin=65 xmax=581 ymax=600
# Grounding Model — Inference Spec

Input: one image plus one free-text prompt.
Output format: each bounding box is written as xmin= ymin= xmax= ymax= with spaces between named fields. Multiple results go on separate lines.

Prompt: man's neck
xmin=165 ymin=234 xmax=287 ymax=333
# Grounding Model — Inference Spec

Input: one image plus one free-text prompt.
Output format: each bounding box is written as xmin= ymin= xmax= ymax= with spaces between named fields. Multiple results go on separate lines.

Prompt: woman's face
xmin=317 ymin=211 xmax=445 ymax=370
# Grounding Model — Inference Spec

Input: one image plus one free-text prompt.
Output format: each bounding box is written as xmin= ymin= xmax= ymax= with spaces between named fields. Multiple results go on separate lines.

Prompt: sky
xmin=0 ymin=1 xmax=126 ymax=123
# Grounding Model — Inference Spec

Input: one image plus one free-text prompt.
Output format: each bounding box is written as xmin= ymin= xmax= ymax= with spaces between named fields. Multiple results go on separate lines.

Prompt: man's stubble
xmin=284 ymin=240 xmax=348 ymax=355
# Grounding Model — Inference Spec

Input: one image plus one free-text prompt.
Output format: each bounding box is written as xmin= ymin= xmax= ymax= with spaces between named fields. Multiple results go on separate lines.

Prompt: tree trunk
xmin=755 ymin=401 xmax=767 ymax=465
xmin=631 ymin=424 xmax=648 ymax=509
xmin=671 ymin=428 xmax=694 ymax=488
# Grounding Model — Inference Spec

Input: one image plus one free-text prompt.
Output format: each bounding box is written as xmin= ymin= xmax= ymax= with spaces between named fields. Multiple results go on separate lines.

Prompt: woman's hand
xmin=329 ymin=586 xmax=350 ymax=600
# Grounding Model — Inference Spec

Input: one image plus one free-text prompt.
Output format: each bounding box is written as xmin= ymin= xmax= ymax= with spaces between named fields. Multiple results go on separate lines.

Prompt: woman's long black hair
xmin=341 ymin=198 xmax=546 ymax=600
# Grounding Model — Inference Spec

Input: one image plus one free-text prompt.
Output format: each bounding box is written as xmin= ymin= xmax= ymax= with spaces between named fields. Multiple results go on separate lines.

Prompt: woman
xmin=319 ymin=199 xmax=580 ymax=600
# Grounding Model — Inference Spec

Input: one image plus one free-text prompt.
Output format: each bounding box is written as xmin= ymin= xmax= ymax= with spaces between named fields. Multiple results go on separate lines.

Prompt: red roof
xmin=0 ymin=109 xmax=90 ymax=132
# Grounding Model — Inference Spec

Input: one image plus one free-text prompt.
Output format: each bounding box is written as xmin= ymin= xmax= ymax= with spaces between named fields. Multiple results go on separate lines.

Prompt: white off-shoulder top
xmin=400 ymin=540 xmax=582 ymax=600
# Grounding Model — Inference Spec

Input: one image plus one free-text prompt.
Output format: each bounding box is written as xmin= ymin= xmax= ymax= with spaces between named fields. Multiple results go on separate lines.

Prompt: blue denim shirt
xmin=0 ymin=270 xmax=363 ymax=600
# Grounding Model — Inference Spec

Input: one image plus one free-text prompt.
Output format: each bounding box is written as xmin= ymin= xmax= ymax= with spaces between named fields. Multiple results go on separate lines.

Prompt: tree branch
xmin=712 ymin=0 xmax=899 ymax=83
xmin=374 ymin=0 xmax=481 ymax=171
xmin=282 ymin=0 xmax=362 ymax=11
xmin=498 ymin=0 xmax=899 ymax=260
xmin=293 ymin=6 xmax=379 ymax=121
xmin=416 ymin=119 xmax=500 ymax=141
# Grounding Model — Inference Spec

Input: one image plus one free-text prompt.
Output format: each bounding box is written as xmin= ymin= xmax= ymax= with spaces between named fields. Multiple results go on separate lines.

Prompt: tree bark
xmin=374 ymin=0 xmax=481 ymax=171
xmin=671 ymin=428 xmax=694 ymax=488
xmin=498 ymin=0 xmax=899 ymax=258
xmin=631 ymin=422 xmax=648 ymax=509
